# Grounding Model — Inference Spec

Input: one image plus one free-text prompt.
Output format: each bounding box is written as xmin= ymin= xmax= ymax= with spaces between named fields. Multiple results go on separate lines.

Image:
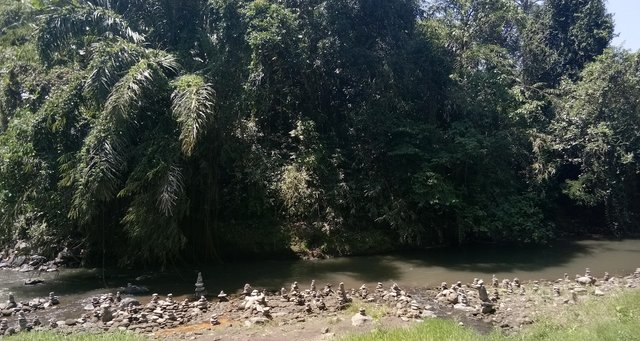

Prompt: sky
xmin=608 ymin=0 xmax=640 ymax=51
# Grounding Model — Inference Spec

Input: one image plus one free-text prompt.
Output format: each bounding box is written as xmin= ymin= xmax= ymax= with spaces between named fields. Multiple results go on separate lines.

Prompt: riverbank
xmin=1 ymin=267 xmax=639 ymax=340
xmin=342 ymin=289 xmax=640 ymax=341
xmin=3 ymin=277 xmax=640 ymax=341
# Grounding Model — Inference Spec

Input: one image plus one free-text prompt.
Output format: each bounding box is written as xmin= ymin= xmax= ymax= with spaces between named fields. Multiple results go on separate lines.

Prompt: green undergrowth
xmin=5 ymin=332 xmax=145 ymax=341
xmin=342 ymin=289 xmax=640 ymax=341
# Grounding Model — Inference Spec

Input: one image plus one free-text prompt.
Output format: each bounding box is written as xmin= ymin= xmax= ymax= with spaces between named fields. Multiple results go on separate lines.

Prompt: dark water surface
xmin=1 ymin=239 xmax=639 ymax=321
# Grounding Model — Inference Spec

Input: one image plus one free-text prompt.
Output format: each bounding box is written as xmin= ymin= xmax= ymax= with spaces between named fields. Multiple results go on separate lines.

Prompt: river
xmin=1 ymin=239 xmax=639 ymax=322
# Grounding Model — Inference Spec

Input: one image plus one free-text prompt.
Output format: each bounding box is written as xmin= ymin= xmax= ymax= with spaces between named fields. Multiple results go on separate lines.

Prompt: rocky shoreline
xmin=0 ymin=267 xmax=639 ymax=339
xmin=0 ymin=240 xmax=78 ymax=278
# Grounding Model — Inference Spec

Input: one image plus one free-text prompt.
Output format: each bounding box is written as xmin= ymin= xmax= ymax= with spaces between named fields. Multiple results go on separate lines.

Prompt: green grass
xmin=342 ymin=290 xmax=640 ymax=341
xmin=346 ymin=300 xmax=392 ymax=321
xmin=6 ymin=332 xmax=145 ymax=341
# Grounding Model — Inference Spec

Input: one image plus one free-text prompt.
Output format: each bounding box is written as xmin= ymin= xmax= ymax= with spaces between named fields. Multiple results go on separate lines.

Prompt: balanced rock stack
xmin=315 ymin=298 xmax=326 ymax=310
xmin=6 ymin=293 xmax=17 ymax=309
xmin=358 ymin=284 xmax=368 ymax=299
xmin=242 ymin=284 xmax=252 ymax=296
xmin=195 ymin=272 xmax=207 ymax=298
xmin=351 ymin=307 xmax=372 ymax=327
xmin=336 ymin=282 xmax=350 ymax=308
xmin=0 ymin=318 xmax=8 ymax=333
xmin=17 ymin=311 xmax=29 ymax=331
xmin=46 ymin=292 xmax=59 ymax=307
xmin=194 ymin=296 xmax=208 ymax=311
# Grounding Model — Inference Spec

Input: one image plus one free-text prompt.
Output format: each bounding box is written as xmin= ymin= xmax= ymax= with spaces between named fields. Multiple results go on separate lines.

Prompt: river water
xmin=1 ymin=239 xmax=639 ymax=321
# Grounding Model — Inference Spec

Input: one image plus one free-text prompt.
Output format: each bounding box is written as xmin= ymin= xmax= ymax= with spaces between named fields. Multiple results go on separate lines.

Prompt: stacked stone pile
xmin=1 ymin=266 xmax=640 ymax=336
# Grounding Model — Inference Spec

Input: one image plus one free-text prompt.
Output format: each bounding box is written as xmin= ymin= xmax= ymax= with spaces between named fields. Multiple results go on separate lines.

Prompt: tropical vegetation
xmin=0 ymin=0 xmax=637 ymax=265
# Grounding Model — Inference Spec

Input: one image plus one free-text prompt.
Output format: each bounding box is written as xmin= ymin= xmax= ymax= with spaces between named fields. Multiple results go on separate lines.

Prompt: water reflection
xmin=1 ymin=239 xmax=639 ymax=309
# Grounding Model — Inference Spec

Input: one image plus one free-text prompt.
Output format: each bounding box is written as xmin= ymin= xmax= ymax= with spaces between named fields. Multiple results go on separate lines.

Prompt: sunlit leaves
xmin=540 ymin=50 xmax=640 ymax=230
xmin=170 ymin=75 xmax=216 ymax=157
xmin=36 ymin=2 xmax=145 ymax=65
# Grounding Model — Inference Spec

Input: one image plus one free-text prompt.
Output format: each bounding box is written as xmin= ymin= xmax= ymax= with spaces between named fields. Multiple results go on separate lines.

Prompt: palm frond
xmin=118 ymin=137 xmax=185 ymax=217
xmin=157 ymin=164 xmax=184 ymax=216
xmin=117 ymin=136 xmax=186 ymax=263
xmin=84 ymin=39 xmax=146 ymax=103
xmin=36 ymin=2 xmax=145 ymax=64
xmin=102 ymin=59 xmax=154 ymax=121
xmin=69 ymin=123 xmax=126 ymax=223
xmin=147 ymin=51 xmax=180 ymax=76
xmin=102 ymin=52 xmax=179 ymax=121
xmin=170 ymin=74 xmax=216 ymax=156
xmin=121 ymin=193 xmax=186 ymax=265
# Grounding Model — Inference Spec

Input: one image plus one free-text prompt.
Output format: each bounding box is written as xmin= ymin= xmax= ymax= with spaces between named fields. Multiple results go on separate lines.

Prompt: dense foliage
xmin=0 ymin=0 xmax=633 ymax=265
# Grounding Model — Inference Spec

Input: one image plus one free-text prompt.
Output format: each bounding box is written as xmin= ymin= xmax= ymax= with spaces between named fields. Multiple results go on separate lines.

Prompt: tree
xmin=521 ymin=0 xmax=614 ymax=86
xmin=537 ymin=50 xmax=640 ymax=235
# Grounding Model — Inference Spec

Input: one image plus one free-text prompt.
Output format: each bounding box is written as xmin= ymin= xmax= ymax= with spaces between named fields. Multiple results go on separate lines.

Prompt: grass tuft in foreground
xmin=342 ymin=289 xmax=640 ymax=341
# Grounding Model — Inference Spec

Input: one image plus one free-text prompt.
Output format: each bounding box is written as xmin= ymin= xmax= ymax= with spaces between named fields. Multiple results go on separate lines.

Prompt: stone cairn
xmin=351 ymin=307 xmax=372 ymax=326
xmin=242 ymin=286 xmax=270 ymax=317
xmin=217 ymin=291 xmax=228 ymax=302
xmin=195 ymin=272 xmax=207 ymax=298
xmin=48 ymin=292 xmax=59 ymax=306
xmin=6 ymin=292 xmax=17 ymax=309
xmin=17 ymin=311 xmax=29 ymax=331
xmin=0 ymin=318 xmax=8 ymax=334
xmin=1 ymin=267 xmax=635 ymax=337
xmin=22 ymin=291 xmax=60 ymax=311
xmin=290 ymin=281 xmax=299 ymax=295
xmin=195 ymin=295 xmax=208 ymax=311
xmin=336 ymin=282 xmax=350 ymax=309
xmin=242 ymin=284 xmax=252 ymax=296
xmin=358 ymin=284 xmax=369 ymax=300
xmin=210 ymin=313 xmax=220 ymax=325
xmin=576 ymin=268 xmax=596 ymax=285
xmin=279 ymin=287 xmax=288 ymax=301
xmin=513 ymin=278 xmax=521 ymax=288
xmin=323 ymin=284 xmax=333 ymax=296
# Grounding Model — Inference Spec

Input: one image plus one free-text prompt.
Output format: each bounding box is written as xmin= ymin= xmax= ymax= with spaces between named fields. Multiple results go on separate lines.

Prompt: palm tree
xmin=35 ymin=0 xmax=220 ymax=264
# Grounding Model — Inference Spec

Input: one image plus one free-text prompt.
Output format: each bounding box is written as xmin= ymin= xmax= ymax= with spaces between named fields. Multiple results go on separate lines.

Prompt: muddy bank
xmin=0 ymin=267 xmax=639 ymax=339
